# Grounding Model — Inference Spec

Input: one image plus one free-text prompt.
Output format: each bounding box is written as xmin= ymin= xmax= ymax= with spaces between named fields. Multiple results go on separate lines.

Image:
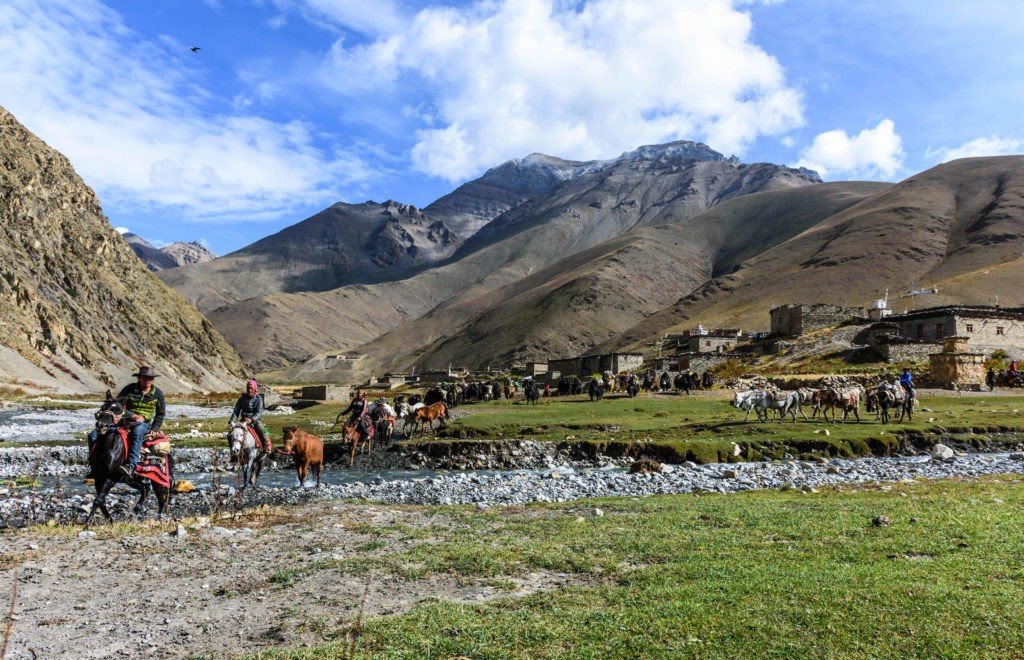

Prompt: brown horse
xmin=342 ymin=421 xmax=374 ymax=467
xmin=281 ymin=427 xmax=323 ymax=487
xmin=412 ymin=402 xmax=448 ymax=436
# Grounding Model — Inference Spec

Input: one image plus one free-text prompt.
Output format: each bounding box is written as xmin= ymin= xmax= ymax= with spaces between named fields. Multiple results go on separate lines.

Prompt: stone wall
xmin=678 ymin=353 xmax=744 ymax=373
xmin=873 ymin=341 xmax=940 ymax=364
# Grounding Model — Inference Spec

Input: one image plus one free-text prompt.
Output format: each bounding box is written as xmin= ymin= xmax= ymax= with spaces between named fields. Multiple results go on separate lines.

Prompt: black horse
xmin=523 ymin=381 xmax=540 ymax=404
xmin=85 ymin=394 xmax=173 ymax=526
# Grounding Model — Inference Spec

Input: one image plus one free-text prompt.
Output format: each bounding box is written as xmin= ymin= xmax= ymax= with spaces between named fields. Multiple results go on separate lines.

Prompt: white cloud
xmin=926 ymin=136 xmax=1024 ymax=163
xmin=269 ymin=0 xmax=403 ymax=35
xmin=114 ymin=226 xmax=130 ymax=234
xmin=322 ymin=0 xmax=805 ymax=180
xmin=796 ymin=119 xmax=904 ymax=180
xmin=0 ymin=0 xmax=370 ymax=223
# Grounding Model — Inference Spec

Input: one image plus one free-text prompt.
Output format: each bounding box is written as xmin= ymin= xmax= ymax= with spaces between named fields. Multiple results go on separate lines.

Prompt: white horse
xmin=755 ymin=390 xmax=802 ymax=422
xmin=731 ymin=390 xmax=765 ymax=421
xmin=393 ymin=401 xmax=422 ymax=437
xmin=228 ymin=423 xmax=264 ymax=489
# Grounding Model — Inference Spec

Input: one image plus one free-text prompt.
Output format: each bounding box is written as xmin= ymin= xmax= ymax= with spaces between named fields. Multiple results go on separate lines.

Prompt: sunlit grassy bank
xmin=264 ymin=476 xmax=1024 ymax=658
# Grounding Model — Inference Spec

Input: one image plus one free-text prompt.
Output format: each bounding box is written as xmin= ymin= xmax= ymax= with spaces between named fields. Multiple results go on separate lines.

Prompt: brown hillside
xmin=0 ymin=106 xmax=245 ymax=393
xmin=343 ymin=182 xmax=885 ymax=378
xmin=606 ymin=156 xmax=1024 ymax=352
xmin=242 ymin=145 xmax=821 ymax=373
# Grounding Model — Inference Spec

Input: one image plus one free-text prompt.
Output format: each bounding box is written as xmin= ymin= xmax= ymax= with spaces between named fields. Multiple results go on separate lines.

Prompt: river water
xmin=0 ymin=402 xmax=234 ymax=443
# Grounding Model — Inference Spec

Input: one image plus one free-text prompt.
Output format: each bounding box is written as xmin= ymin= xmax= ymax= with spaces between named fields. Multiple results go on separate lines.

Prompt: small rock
xmin=682 ymin=461 xmax=698 ymax=469
xmin=931 ymin=444 xmax=954 ymax=461
xmin=476 ymin=502 xmax=489 ymax=510
xmin=722 ymin=469 xmax=738 ymax=479
xmin=628 ymin=459 xmax=662 ymax=474
xmin=586 ymin=507 xmax=604 ymax=518
xmin=78 ymin=531 xmax=96 ymax=539
xmin=549 ymin=471 xmax=560 ymax=479
xmin=826 ymin=466 xmax=841 ymax=475
xmin=871 ymin=515 xmax=891 ymax=527
xmin=175 ymin=524 xmax=187 ymax=539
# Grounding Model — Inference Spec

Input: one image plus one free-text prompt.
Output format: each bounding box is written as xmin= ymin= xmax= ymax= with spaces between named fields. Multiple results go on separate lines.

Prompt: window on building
xmin=935 ymin=323 xmax=944 ymax=338
xmin=965 ymin=323 xmax=974 ymax=333
xmin=706 ymin=341 xmax=712 ymax=347
xmin=997 ymin=326 xmax=1005 ymax=336
xmin=916 ymin=323 xmax=924 ymax=339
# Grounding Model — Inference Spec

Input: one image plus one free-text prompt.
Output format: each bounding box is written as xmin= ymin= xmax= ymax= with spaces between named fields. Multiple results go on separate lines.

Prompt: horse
xmin=368 ymin=400 xmax=396 ymax=447
xmin=821 ymin=387 xmax=862 ymax=423
xmin=281 ymin=427 xmax=323 ymax=487
xmin=798 ymin=388 xmax=823 ymax=419
xmin=228 ymin=422 xmax=265 ymax=489
xmin=587 ymin=379 xmax=604 ymax=401
xmin=84 ymin=394 xmax=172 ymax=526
xmin=868 ymin=386 xmax=913 ymax=424
xmin=411 ymin=402 xmax=448 ymax=436
xmin=731 ymin=390 xmax=765 ymax=422
xmin=523 ymin=381 xmax=540 ymax=404
xmin=755 ymin=391 xmax=802 ymax=422
xmin=341 ymin=419 xmax=374 ymax=466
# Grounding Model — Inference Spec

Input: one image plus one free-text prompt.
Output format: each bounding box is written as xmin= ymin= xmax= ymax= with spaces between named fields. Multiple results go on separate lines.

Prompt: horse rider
xmin=87 ymin=365 xmax=166 ymax=479
xmin=228 ymin=379 xmax=272 ymax=457
xmin=341 ymin=389 xmax=373 ymax=439
xmin=899 ymin=368 xmax=915 ymax=399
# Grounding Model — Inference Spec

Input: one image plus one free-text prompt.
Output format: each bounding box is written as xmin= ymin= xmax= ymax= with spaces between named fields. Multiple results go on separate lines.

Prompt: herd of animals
xmin=82 ymin=372 xmax=916 ymax=523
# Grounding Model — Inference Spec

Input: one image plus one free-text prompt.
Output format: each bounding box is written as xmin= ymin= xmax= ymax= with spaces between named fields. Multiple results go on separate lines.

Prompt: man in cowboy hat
xmin=114 ymin=366 xmax=166 ymax=478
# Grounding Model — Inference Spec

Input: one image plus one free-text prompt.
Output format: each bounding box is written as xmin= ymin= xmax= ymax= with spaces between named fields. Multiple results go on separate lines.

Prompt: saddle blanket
xmin=113 ymin=429 xmax=172 ymax=488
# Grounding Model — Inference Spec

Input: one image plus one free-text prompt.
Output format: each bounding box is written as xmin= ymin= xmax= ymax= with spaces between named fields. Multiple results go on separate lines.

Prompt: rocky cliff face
xmin=0 ymin=106 xmax=245 ymax=393
xmin=123 ymin=233 xmax=216 ymax=271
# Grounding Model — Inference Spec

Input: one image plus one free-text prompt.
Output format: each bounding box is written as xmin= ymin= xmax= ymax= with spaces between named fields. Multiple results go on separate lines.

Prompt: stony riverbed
xmin=3 ymin=450 xmax=1024 ymax=528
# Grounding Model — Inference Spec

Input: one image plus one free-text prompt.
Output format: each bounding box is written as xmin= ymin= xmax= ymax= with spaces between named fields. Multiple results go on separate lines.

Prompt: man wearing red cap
xmin=228 ymin=379 xmax=272 ymax=455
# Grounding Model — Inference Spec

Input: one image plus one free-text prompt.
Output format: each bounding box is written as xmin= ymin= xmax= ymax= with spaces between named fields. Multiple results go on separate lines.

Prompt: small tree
xmin=985 ymin=349 xmax=1010 ymax=371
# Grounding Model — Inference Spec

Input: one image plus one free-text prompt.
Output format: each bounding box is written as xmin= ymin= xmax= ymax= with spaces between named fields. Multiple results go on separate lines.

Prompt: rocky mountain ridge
xmin=0 ymin=106 xmax=245 ymax=393
xmin=212 ymin=143 xmax=822 ymax=373
xmin=123 ymin=233 xmax=216 ymax=271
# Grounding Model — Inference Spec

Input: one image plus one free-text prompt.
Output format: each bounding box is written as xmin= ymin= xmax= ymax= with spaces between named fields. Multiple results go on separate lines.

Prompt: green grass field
xmin=429 ymin=392 xmax=1024 ymax=462
xmin=259 ymin=476 xmax=1024 ymax=659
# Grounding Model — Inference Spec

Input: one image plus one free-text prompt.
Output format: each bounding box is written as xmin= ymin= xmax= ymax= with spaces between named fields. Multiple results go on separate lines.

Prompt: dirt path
xmin=0 ymin=503 xmax=587 ymax=658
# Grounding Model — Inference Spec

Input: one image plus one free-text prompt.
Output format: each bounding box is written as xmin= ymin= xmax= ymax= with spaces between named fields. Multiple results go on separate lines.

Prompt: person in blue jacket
xmin=899 ymin=368 xmax=915 ymax=399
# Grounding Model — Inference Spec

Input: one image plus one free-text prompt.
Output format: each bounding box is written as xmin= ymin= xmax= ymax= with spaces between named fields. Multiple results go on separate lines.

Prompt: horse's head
xmin=94 ymin=391 xmax=125 ymax=431
xmin=282 ymin=426 xmax=299 ymax=454
xmin=228 ymin=424 xmax=249 ymax=457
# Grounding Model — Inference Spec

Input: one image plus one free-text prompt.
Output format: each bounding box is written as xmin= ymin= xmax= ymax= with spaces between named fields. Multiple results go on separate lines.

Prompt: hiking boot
xmin=117 ymin=464 xmax=135 ymax=479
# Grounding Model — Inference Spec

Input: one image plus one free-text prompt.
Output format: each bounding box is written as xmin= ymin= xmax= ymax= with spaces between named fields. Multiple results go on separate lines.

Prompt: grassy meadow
xmin=257 ymin=476 xmax=1024 ymax=658
xmin=430 ymin=391 xmax=1024 ymax=462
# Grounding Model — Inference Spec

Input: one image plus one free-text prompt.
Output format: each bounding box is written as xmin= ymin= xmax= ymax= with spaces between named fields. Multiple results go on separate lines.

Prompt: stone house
xmin=769 ymin=304 xmax=865 ymax=336
xmin=546 ymin=352 xmax=644 ymax=379
xmin=887 ymin=306 xmax=1024 ymax=358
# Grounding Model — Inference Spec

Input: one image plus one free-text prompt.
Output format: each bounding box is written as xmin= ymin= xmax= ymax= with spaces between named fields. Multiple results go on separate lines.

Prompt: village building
xmin=769 ymin=303 xmax=865 ymax=336
xmin=299 ymin=385 xmax=350 ymax=401
xmin=885 ymin=305 xmax=1024 ymax=358
xmin=546 ymin=352 xmax=644 ymax=379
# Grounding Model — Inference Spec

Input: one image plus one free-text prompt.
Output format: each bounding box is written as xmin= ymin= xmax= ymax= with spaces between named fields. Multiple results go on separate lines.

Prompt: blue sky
xmin=1 ymin=0 xmax=1022 ymax=254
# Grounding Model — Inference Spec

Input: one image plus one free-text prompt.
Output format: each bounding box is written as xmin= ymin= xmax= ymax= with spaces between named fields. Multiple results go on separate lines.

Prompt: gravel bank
xmin=3 ymin=451 xmax=1024 ymax=528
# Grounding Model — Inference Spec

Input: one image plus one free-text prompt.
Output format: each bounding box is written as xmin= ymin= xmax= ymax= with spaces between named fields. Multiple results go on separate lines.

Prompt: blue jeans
xmin=87 ymin=423 xmax=148 ymax=466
